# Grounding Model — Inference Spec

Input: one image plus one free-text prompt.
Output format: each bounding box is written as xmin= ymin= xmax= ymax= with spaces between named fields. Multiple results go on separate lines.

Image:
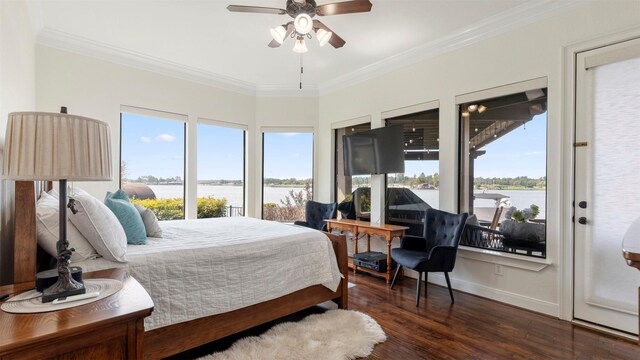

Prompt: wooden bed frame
xmin=10 ymin=181 xmax=349 ymax=359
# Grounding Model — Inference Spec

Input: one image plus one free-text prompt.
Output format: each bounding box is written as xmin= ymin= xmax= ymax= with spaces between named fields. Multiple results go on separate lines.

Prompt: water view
xmin=148 ymin=185 xmax=546 ymax=219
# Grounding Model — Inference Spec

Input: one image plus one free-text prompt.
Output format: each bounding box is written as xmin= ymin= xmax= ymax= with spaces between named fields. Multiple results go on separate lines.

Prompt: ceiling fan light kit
xmin=293 ymin=37 xmax=309 ymax=53
xmin=227 ymin=0 xmax=371 ymax=50
xmin=270 ymin=25 xmax=287 ymax=44
xmin=294 ymin=13 xmax=313 ymax=34
xmin=228 ymin=0 xmax=372 ymax=88
xmin=316 ymin=28 xmax=332 ymax=46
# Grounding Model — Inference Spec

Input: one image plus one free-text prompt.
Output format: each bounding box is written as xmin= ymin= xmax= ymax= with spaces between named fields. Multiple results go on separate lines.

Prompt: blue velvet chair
xmin=293 ymin=200 xmax=338 ymax=231
xmin=390 ymin=208 xmax=468 ymax=306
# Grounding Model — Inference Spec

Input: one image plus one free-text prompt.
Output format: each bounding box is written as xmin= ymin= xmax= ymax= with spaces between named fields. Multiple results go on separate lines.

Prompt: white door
xmin=574 ymin=37 xmax=640 ymax=334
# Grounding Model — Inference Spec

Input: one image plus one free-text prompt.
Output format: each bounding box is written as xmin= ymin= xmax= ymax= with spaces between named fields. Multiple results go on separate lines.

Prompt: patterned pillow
xmin=68 ymin=187 xmax=127 ymax=262
xmin=36 ymin=190 xmax=99 ymax=262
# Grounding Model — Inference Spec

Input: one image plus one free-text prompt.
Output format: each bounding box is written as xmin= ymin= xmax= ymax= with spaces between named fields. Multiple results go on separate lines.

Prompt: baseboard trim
xmin=401 ymin=270 xmax=559 ymax=317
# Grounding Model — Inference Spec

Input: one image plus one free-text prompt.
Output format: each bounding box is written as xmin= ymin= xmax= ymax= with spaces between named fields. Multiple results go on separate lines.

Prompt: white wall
xmin=0 ymin=0 xmax=36 ymax=284
xmin=35 ymin=46 xmax=320 ymax=219
xmin=316 ymin=0 xmax=640 ymax=317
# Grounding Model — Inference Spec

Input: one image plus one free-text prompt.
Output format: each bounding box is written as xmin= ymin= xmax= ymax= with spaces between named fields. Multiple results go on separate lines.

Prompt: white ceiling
xmin=29 ymin=0 xmax=580 ymax=95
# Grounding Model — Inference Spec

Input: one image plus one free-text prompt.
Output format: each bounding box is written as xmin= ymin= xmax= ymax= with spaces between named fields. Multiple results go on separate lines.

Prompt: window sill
xmin=458 ymin=245 xmax=552 ymax=271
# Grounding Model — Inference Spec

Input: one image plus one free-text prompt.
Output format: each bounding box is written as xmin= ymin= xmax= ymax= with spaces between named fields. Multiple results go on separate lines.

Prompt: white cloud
xmin=156 ymin=134 xmax=176 ymax=142
xmin=139 ymin=136 xmax=151 ymax=144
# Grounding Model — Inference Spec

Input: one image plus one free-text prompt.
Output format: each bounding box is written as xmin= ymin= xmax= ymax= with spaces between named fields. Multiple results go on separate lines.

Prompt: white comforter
xmin=73 ymin=217 xmax=342 ymax=330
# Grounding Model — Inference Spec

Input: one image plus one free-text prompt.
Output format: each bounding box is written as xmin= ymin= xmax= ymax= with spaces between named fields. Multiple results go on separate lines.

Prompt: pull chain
xmin=299 ymin=52 xmax=304 ymax=90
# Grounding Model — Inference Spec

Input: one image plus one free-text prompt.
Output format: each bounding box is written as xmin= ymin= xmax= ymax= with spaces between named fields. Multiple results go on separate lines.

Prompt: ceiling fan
xmin=227 ymin=0 xmax=373 ymax=52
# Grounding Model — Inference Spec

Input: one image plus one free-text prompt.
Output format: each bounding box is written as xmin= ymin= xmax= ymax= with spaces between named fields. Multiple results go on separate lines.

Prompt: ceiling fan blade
xmin=313 ymin=20 xmax=346 ymax=48
xmin=227 ymin=5 xmax=286 ymax=15
xmin=315 ymin=0 xmax=372 ymax=16
xmin=268 ymin=23 xmax=295 ymax=48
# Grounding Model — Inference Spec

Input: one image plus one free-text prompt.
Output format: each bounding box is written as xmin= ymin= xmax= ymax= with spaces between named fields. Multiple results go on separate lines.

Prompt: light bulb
xmin=294 ymin=13 xmax=313 ymax=35
xmin=412 ymin=127 xmax=416 ymax=132
xmin=462 ymin=110 xmax=469 ymax=117
xmin=468 ymin=104 xmax=478 ymax=112
xmin=292 ymin=38 xmax=308 ymax=53
xmin=316 ymin=28 xmax=332 ymax=47
xmin=270 ymin=25 xmax=286 ymax=44
xmin=478 ymin=105 xmax=487 ymax=113
xmin=475 ymin=127 xmax=479 ymax=132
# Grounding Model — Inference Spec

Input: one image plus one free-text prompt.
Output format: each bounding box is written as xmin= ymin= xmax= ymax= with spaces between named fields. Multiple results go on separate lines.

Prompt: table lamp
xmin=2 ymin=108 xmax=112 ymax=302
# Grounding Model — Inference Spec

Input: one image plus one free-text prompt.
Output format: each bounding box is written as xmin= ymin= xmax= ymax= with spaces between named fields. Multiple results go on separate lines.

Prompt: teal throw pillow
xmin=104 ymin=189 xmax=147 ymax=245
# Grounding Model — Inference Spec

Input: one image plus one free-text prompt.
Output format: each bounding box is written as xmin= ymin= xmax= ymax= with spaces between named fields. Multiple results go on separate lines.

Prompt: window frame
xmin=260 ymin=126 xmax=315 ymax=221
xmin=456 ymin=78 xmax=549 ymax=258
xmin=196 ymin=118 xmax=248 ymax=218
xmin=119 ymin=106 xmax=188 ymax=219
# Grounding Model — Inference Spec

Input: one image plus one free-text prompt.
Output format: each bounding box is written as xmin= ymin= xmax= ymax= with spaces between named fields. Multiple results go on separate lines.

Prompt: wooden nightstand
xmin=0 ymin=268 xmax=154 ymax=360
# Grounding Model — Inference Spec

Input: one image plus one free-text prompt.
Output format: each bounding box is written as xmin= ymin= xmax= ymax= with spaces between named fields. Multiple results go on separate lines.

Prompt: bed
xmin=9 ymin=181 xmax=348 ymax=359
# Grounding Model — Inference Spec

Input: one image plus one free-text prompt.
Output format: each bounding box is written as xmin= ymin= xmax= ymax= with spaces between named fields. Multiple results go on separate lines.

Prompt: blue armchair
xmin=390 ymin=208 xmax=468 ymax=306
xmin=293 ymin=200 xmax=338 ymax=231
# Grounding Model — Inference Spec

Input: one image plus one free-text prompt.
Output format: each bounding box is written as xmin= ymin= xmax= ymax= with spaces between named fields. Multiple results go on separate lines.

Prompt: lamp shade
xmin=292 ymin=38 xmax=308 ymax=53
xmin=2 ymin=112 xmax=112 ymax=181
xmin=294 ymin=13 xmax=313 ymax=35
xmin=316 ymin=28 xmax=332 ymax=47
xmin=270 ymin=25 xmax=286 ymax=44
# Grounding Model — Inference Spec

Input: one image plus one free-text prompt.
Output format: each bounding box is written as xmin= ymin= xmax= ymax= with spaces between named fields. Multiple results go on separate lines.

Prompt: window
xmin=385 ymin=109 xmax=439 ymax=236
xmin=458 ymin=85 xmax=547 ymax=257
xmin=262 ymin=131 xmax=314 ymax=221
xmin=197 ymin=122 xmax=246 ymax=218
xmin=120 ymin=110 xmax=186 ymax=220
xmin=334 ymin=122 xmax=371 ymax=218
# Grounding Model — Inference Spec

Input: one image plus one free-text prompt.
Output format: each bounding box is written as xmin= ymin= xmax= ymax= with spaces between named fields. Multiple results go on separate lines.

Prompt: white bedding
xmin=73 ymin=217 xmax=342 ymax=331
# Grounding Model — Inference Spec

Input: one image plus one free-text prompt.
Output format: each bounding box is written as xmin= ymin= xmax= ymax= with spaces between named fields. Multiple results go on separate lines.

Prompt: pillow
xmin=68 ymin=187 xmax=127 ymax=262
xmin=134 ymin=203 xmax=163 ymax=238
xmin=104 ymin=189 xmax=147 ymax=245
xmin=36 ymin=191 xmax=99 ymax=262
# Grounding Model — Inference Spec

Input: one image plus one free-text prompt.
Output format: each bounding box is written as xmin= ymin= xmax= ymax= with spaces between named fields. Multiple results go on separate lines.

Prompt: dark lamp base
xmin=42 ymin=276 xmax=86 ymax=303
xmin=36 ymin=267 xmax=84 ymax=292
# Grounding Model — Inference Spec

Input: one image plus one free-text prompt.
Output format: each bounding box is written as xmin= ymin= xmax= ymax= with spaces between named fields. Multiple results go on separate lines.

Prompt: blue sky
xmin=122 ymin=112 xmax=545 ymax=181
xmin=263 ymin=132 xmax=313 ymax=179
xmin=197 ymin=124 xmax=244 ymax=180
xmin=121 ymin=113 xmax=185 ymax=179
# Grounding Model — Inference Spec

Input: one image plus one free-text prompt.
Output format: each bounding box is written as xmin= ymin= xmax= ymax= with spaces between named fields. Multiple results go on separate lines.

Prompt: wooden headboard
xmin=12 ymin=181 xmax=37 ymax=284
xmin=12 ymin=181 xmax=52 ymax=284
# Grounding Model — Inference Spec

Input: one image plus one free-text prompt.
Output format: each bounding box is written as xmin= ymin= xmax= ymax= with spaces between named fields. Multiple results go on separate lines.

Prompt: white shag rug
xmin=197 ymin=310 xmax=386 ymax=360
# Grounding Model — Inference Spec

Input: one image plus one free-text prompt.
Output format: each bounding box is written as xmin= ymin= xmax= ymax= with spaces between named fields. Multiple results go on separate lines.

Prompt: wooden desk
xmin=325 ymin=219 xmax=408 ymax=284
xmin=0 ymin=268 xmax=154 ymax=359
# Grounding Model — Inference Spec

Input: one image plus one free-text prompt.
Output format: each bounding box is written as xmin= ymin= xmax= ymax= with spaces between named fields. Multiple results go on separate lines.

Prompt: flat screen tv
xmin=343 ymin=124 xmax=405 ymax=176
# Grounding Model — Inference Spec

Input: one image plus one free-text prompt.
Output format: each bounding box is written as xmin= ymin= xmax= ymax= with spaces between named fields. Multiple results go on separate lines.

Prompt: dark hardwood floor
xmin=171 ymin=273 xmax=639 ymax=359
xmin=351 ymin=273 xmax=639 ymax=359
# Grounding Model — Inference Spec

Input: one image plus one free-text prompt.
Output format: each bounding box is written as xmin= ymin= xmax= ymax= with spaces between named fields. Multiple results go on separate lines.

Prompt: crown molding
xmin=255 ymin=84 xmax=319 ymax=97
xmin=31 ymin=0 xmax=586 ymax=98
xmin=317 ymin=0 xmax=586 ymax=95
xmin=36 ymin=27 xmax=259 ymax=96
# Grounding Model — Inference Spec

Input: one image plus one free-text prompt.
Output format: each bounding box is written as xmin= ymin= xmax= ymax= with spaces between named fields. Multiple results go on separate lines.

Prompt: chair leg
xmin=415 ymin=272 xmax=422 ymax=307
xmin=390 ymin=265 xmax=402 ymax=289
xmin=445 ymin=272 xmax=454 ymax=304
xmin=424 ymin=272 xmax=428 ymax=298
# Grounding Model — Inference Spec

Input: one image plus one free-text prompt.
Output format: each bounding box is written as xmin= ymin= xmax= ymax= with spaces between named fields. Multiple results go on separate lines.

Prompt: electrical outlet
xmin=495 ymin=264 xmax=504 ymax=276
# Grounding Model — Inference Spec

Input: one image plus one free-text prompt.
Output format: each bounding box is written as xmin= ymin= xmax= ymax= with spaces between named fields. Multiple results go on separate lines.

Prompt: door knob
xmin=578 ymin=217 xmax=587 ymax=225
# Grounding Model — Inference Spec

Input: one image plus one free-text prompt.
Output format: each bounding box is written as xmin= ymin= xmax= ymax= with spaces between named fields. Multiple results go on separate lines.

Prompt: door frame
xmin=560 ymin=26 xmax=640 ymax=325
